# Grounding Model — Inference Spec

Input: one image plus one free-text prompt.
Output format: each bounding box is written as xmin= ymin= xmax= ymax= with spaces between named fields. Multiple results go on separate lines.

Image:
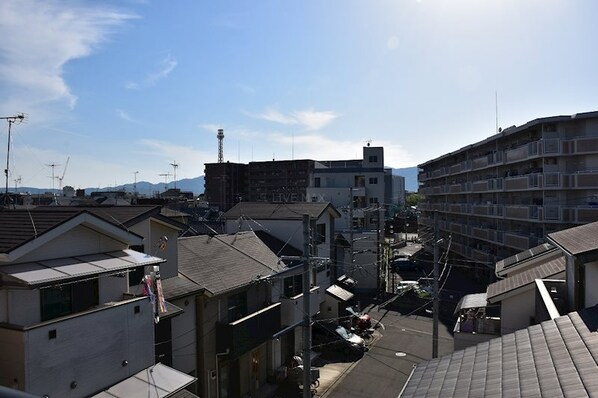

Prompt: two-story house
xmin=0 ymin=209 xmax=195 ymax=397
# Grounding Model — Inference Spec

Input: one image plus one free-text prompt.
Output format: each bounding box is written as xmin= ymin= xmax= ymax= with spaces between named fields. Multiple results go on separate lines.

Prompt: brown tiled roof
xmin=487 ymin=256 xmax=565 ymax=302
xmin=548 ymin=220 xmax=598 ymax=256
xmin=177 ymin=231 xmax=284 ymax=296
xmin=0 ymin=209 xmax=83 ymax=253
xmin=222 ymin=202 xmax=340 ymax=220
xmin=400 ymin=305 xmax=598 ymax=397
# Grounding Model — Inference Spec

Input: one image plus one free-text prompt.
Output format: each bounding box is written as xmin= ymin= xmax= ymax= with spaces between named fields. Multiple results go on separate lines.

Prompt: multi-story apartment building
xmin=247 ymin=159 xmax=315 ymax=203
xmin=418 ymin=111 xmax=598 ymax=274
xmin=203 ymin=161 xmax=248 ymax=211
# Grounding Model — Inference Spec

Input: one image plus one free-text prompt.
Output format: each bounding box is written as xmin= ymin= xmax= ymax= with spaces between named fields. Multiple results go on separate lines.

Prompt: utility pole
xmin=432 ymin=210 xmax=439 ymax=358
xmin=302 ymin=214 xmax=312 ymax=398
xmin=170 ymin=161 xmax=179 ymax=189
xmin=133 ymin=171 xmax=139 ymax=197
xmin=2 ymin=113 xmax=25 ymax=202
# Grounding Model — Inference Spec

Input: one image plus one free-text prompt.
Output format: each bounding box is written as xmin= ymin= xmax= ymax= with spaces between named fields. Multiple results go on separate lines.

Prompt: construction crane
xmin=57 ymin=156 xmax=70 ymax=190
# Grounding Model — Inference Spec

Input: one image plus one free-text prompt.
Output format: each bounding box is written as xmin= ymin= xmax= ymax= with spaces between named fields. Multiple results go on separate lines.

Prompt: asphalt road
xmin=322 ymin=307 xmax=454 ymax=398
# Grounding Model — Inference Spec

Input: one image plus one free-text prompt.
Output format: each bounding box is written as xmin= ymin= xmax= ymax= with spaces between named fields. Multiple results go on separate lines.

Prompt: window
xmin=314 ymin=177 xmax=321 ymax=187
xmin=369 ymin=155 xmax=378 ymax=163
xmin=369 ymin=177 xmax=378 ymax=184
xmin=369 ymin=197 xmax=378 ymax=205
xmin=227 ymin=292 xmax=247 ymax=323
xmin=41 ymin=279 xmax=99 ymax=322
xmin=315 ymin=223 xmax=326 ymax=244
xmin=129 ymin=266 xmax=145 ymax=287
xmin=283 ymin=274 xmax=303 ymax=298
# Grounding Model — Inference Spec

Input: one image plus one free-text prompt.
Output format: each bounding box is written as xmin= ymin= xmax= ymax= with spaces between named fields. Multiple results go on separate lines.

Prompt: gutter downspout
xmin=215 ymin=348 xmax=230 ymax=398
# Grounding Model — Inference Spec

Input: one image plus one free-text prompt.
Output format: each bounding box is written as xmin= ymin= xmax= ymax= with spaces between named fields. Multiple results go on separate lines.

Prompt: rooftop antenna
xmin=1 ymin=113 xmax=25 ymax=202
xmin=217 ymin=128 xmax=224 ymax=163
xmin=159 ymin=172 xmax=171 ymax=191
xmin=57 ymin=156 xmax=70 ymax=190
xmin=46 ymin=162 xmax=61 ymax=193
xmin=169 ymin=161 xmax=179 ymax=189
xmin=13 ymin=176 xmax=21 ymax=193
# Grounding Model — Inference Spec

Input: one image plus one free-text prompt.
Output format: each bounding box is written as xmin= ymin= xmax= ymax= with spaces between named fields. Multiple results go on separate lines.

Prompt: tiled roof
xmin=0 ymin=208 xmax=83 ymax=253
xmin=253 ymin=230 xmax=302 ymax=257
xmin=26 ymin=205 xmax=163 ymax=227
xmin=548 ymin=220 xmax=598 ymax=256
xmin=487 ymin=256 xmax=565 ymax=302
xmin=222 ymin=202 xmax=340 ymax=220
xmin=400 ymin=305 xmax=598 ymax=397
xmin=495 ymin=243 xmax=555 ymax=274
xmin=161 ymin=274 xmax=204 ymax=300
xmin=177 ymin=231 xmax=284 ymax=296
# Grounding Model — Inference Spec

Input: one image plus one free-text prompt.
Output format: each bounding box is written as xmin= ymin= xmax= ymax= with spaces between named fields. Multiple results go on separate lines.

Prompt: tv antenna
xmin=47 ymin=162 xmax=61 ymax=193
xmin=1 ymin=113 xmax=25 ymax=201
xmin=169 ymin=161 xmax=179 ymax=189
xmin=57 ymin=156 xmax=70 ymax=190
xmin=159 ymin=173 xmax=172 ymax=191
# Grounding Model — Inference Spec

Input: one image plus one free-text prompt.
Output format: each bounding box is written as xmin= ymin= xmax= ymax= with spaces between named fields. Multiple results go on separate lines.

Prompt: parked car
xmin=312 ymin=323 xmax=367 ymax=353
xmin=391 ymin=258 xmax=421 ymax=272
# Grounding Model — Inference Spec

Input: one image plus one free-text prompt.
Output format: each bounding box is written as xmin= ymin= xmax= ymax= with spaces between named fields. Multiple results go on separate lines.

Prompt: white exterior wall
xmin=129 ymin=219 xmax=179 ymax=280
xmin=585 ymin=260 xmax=598 ymax=307
xmin=99 ymin=273 xmax=128 ymax=303
xmin=4 ymin=290 xmax=40 ymax=326
xmin=13 ymin=225 xmax=126 ymax=263
xmin=500 ymin=289 xmax=536 ymax=335
xmin=171 ymin=296 xmax=197 ymax=375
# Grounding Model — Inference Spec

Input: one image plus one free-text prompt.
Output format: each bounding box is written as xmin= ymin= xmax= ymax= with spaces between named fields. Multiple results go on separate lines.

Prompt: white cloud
xmin=0 ymin=1 xmax=135 ymax=111
xmin=116 ymin=109 xmax=138 ymax=123
xmin=125 ymin=54 xmax=178 ymax=89
xmin=245 ymin=107 xmax=339 ymax=131
xmin=138 ymin=139 xmax=215 ymax=178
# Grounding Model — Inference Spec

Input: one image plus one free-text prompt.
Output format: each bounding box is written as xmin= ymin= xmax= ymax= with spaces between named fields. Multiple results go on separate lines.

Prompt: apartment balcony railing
xmin=216 ymin=302 xmax=281 ymax=359
xmin=280 ymin=287 xmax=320 ymax=327
xmin=0 ymin=296 xmax=154 ymax=397
xmin=503 ymin=232 xmax=539 ymax=251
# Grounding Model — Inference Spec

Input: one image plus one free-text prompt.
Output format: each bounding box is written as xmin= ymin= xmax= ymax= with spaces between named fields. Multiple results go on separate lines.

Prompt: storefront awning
xmin=0 ymin=249 xmax=164 ymax=287
xmin=92 ymin=363 xmax=197 ymax=398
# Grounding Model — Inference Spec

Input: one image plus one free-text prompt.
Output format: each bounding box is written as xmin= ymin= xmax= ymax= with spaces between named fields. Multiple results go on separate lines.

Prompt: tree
xmin=406 ymin=193 xmax=425 ymax=207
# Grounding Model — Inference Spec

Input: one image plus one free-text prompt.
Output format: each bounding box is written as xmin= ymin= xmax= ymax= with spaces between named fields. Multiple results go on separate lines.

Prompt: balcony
xmin=280 ymin=287 xmax=320 ymax=326
xmin=0 ymin=297 xmax=154 ymax=397
xmin=504 ymin=205 xmax=541 ymax=220
xmin=216 ymin=302 xmax=281 ymax=359
xmin=503 ymin=232 xmax=537 ymax=251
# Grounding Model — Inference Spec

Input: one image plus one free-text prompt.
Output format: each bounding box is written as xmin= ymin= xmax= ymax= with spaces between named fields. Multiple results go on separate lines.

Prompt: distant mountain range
xmin=18 ymin=166 xmax=418 ymax=197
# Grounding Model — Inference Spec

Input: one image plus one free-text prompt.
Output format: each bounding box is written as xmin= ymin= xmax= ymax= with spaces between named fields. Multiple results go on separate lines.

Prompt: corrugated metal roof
xmin=400 ymin=305 xmax=598 ymax=397
xmin=487 ymin=256 xmax=565 ymax=302
xmin=326 ymin=284 xmax=354 ymax=302
xmin=453 ymin=293 xmax=488 ymax=315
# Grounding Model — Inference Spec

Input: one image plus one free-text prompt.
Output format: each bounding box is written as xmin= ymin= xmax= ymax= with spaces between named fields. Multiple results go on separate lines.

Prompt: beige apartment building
xmin=418 ymin=111 xmax=598 ymax=275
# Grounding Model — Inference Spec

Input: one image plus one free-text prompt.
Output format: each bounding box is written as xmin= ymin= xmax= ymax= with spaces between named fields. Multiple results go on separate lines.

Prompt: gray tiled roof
xmin=400 ymin=305 xmax=598 ymax=397
xmin=177 ymin=231 xmax=284 ymax=296
xmin=548 ymin=220 xmax=598 ymax=256
xmin=222 ymin=202 xmax=340 ymax=220
xmin=161 ymin=274 xmax=204 ymax=300
xmin=487 ymin=256 xmax=565 ymax=302
xmin=495 ymin=243 xmax=555 ymax=274
xmin=0 ymin=209 xmax=89 ymax=253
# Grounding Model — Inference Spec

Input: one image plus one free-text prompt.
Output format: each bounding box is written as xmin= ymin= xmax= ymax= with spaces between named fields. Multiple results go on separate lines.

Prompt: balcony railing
xmin=280 ymin=287 xmax=320 ymax=326
xmin=217 ymin=302 xmax=281 ymax=359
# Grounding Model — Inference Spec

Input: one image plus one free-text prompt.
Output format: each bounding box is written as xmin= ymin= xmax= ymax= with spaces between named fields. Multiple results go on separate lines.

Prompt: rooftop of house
xmin=495 ymin=243 xmax=556 ymax=275
xmin=400 ymin=305 xmax=598 ymax=397
xmin=548 ymin=220 xmax=598 ymax=257
xmin=487 ymin=256 xmax=565 ymax=303
xmin=177 ymin=231 xmax=285 ymax=296
xmin=222 ymin=201 xmax=340 ymax=221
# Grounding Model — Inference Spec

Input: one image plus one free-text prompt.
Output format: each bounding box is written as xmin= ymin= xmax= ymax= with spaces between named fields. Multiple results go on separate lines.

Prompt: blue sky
xmin=1 ymin=0 xmax=597 ymax=190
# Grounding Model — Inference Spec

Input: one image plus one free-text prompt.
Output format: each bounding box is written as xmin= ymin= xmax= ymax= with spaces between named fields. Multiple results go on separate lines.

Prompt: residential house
xmin=400 ymin=220 xmax=598 ymax=397
xmin=0 ymin=209 xmax=194 ymax=397
xmin=173 ymin=232 xmax=288 ymax=398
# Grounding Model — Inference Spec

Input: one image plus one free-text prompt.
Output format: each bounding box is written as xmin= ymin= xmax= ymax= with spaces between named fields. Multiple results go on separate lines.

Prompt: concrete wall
xmin=585 ymin=260 xmax=598 ymax=307
xmin=129 ymin=219 xmax=179 ymax=280
xmin=500 ymin=289 xmax=536 ymax=335
xmin=0 ymin=298 xmax=154 ymax=397
xmin=171 ymin=296 xmax=197 ymax=375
